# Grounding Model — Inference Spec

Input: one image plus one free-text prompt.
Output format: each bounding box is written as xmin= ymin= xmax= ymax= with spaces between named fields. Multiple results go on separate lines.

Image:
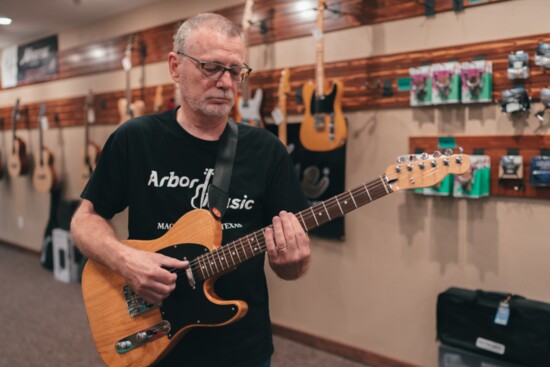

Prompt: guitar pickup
xmin=123 ymin=285 xmax=159 ymax=317
xmin=115 ymin=321 xmax=171 ymax=354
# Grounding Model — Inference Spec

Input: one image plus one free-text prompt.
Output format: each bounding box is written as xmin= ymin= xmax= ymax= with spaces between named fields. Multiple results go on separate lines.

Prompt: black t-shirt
xmin=82 ymin=108 xmax=309 ymax=367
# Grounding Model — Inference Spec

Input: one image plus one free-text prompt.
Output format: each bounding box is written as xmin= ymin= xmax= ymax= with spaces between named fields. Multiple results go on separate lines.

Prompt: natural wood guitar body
xmin=299 ymin=79 xmax=347 ymax=152
xmin=82 ymin=209 xmax=248 ymax=367
xmin=7 ymin=137 xmax=30 ymax=178
xmin=32 ymin=148 xmax=58 ymax=193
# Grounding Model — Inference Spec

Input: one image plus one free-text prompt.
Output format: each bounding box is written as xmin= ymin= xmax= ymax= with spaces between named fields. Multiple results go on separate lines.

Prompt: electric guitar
xmin=299 ymin=0 xmax=348 ymax=152
xmin=33 ymin=103 xmax=58 ymax=193
xmin=153 ymin=85 xmax=164 ymax=113
xmin=273 ymin=68 xmax=291 ymax=146
xmin=235 ymin=0 xmax=263 ymax=127
xmin=7 ymin=99 xmax=30 ymax=178
xmin=118 ymin=36 xmax=145 ymax=124
xmin=82 ymin=151 xmax=470 ymax=367
xmin=80 ymin=89 xmax=102 ymax=190
xmin=0 ymin=118 xmax=4 ymax=179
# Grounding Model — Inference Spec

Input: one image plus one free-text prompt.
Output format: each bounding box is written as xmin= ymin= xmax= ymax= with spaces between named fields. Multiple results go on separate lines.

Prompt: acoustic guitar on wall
xmin=299 ymin=0 xmax=348 ymax=152
xmin=7 ymin=99 xmax=30 ymax=178
xmin=33 ymin=103 xmax=59 ymax=193
xmin=80 ymin=89 xmax=102 ymax=190
xmin=235 ymin=0 xmax=263 ymax=127
xmin=118 ymin=36 xmax=145 ymax=124
xmin=82 ymin=150 xmax=470 ymax=367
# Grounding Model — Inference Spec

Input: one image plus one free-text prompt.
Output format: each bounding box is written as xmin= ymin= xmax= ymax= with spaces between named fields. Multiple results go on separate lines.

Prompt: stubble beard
xmin=183 ymin=90 xmax=235 ymax=117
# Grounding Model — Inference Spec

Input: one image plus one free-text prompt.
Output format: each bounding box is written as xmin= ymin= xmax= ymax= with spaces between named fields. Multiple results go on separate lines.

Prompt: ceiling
xmin=0 ymin=0 xmax=163 ymax=49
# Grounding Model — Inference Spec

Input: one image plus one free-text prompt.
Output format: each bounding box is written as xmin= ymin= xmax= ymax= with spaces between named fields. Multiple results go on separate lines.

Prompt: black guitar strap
xmin=208 ymin=119 xmax=238 ymax=221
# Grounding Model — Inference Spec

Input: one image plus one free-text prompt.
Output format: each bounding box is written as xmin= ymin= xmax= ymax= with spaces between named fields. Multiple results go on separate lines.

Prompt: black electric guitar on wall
xmin=299 ymin=0 xmax=347 ymax=152
xmin=80 ymin=89 xmax=102 ymax=190
xmin=32 ymin=103 xmax=59 ymax=193
xmin=7 ymin=99 xmax=30 ymax=178
xmin=235 ymin=0 xmax=263 ymax=127
xmin=82 ymin=151 xmax=470 ymax=367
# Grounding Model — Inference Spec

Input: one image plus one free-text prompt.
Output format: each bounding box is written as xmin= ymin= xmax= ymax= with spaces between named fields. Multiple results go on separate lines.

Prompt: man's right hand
xmin=120 ymin=248 xmax=188 ymax=305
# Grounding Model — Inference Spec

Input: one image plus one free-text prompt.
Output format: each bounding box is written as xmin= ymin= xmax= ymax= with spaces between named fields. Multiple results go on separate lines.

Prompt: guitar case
xmin=39 ymin=188 xmax=81 ymax=272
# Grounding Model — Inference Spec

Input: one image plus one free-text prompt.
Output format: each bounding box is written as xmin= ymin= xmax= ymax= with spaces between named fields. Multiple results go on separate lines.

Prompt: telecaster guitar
xmin=118 ymin=36 xmax=145 ymax=124
xmin=32 ymin=103 xmax=59 ymax=193
xmin=235 ymin=0 xmax=264 ymax=127
xmin=299 ymin=0 xmax=347 ymax=152
xmin=82 ymin=151 xmax=470 ymax=367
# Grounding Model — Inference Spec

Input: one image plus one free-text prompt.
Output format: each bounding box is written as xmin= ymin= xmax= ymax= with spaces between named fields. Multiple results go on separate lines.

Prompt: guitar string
xmin=182 ymin=176 xmax=389 ymax=277
xmin=129 ymin=165 xmax=455 ymax=304
xmin=180 ymin=164 xmax=451 ymax=279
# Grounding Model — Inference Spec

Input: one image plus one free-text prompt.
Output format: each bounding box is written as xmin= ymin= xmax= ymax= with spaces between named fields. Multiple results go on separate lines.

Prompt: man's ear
xmin=168 ymin=52 xmax=180 ymax=82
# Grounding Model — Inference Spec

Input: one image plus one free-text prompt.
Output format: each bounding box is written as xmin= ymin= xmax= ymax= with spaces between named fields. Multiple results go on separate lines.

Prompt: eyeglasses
xmin=176 ymin=51 xmax=252 ymax=84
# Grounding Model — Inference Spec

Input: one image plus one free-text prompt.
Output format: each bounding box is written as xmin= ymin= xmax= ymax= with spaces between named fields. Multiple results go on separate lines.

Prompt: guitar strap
xmin=208 ymin=119 xmax=238 ymax=221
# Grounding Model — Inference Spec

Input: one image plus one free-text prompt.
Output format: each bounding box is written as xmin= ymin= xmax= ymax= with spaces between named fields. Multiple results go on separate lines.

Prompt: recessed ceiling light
xmin=0 ymin=17 xmax=12 ymax=25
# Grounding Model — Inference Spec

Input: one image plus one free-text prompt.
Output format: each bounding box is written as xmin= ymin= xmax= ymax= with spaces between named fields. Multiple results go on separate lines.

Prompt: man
xmin=71 ymin=13 xmax=311 ymax=367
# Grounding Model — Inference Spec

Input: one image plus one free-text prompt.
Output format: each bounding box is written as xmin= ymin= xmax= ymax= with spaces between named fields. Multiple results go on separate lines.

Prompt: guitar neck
xmin=315 ymin=1 xmax=325 ymax=97
xmin=192 ymin=175 xmax=392 ymax=281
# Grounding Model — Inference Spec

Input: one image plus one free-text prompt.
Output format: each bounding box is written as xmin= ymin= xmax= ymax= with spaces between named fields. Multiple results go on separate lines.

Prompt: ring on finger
xmin=277 ymin=246 xmax=288 ymax=254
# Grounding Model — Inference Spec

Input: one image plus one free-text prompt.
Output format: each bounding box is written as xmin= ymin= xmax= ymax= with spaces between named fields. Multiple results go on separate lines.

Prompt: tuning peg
xmin=458 ymin=147 xmax=464 ymax=154
xmin=444 ymin=149 xmax=453 ymax=156
xmin=420 ymin=152 xmax=429 ymax=160
xmin=432 ymin=150 xmax=441 ymax=158
xmin=397 ymin=156 xmax=407 ymax=163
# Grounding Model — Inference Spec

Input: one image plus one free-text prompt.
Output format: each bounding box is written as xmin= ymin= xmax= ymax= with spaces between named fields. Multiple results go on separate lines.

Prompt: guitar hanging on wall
xmin=80 ymin=89 xmax=102 ymax=190
xmin=272 ymin=68 xmax=291 ymax=146
xmin=118 ymin=36 xmax=145 ymax=124
xmin=299 ymin=0 xmax=348 ymax=152
xmin=0 ymin=118 xmax=4 ymax=179
xmin=82 ymin=150 xmax=470 ymax=367
xmin=235 ymin=0 xmax=264 ymax=127
xmin=7 ymin=99 xmax=30 ymax=178
xmin=33 ymin=103 xmax=59 ymax=193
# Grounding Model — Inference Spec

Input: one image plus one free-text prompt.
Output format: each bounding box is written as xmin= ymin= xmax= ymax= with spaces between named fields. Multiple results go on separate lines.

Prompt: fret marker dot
xmin=318 ymin=212 xmax=323 ymax=216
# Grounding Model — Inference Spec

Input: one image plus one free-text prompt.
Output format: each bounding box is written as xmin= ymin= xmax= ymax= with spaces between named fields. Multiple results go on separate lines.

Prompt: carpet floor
xmin=0 ymin=243 xmax=369 ymax=367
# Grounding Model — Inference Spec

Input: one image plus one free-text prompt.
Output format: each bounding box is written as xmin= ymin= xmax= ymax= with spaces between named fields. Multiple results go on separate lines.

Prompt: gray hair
xmin=173 ymin=13 xmax=242 ymax=52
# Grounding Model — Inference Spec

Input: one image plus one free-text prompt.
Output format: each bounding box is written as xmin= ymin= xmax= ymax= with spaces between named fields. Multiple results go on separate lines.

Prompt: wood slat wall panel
xmin=2 ymin=30 xmax=548 ymax=130
xmin=1 ymin=0 xmax=509 ymax=90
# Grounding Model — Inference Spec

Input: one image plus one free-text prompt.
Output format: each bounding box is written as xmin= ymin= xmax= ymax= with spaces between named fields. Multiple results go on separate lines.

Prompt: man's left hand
xmin=265 ymin=211 xmax=310 ymax=280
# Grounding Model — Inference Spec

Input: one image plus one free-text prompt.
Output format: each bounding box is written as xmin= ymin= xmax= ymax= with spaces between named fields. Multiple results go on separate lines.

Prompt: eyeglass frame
xmin=176 ymin=50 xmax=252 ymax=84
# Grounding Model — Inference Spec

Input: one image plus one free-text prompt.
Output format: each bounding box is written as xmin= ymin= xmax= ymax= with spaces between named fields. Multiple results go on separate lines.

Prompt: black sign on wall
xmin=17 ymin=35 xmax=58 ymax=83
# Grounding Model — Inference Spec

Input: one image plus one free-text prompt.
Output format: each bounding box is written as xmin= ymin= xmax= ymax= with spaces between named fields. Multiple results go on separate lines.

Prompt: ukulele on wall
xmin=299 ymin=0 xmax=347 ymax=152
xmin=81 ymin=89 xmax=102 ymax=190
xmin=235 ymin=0 xmax=264 ymax=127
xmin=118 ymin=36 xmax=145 ymax=124
xmin=33 ymin=103 xmax=59 ymax=193
xmin=7 ymin=99 xmax=30 ymax=178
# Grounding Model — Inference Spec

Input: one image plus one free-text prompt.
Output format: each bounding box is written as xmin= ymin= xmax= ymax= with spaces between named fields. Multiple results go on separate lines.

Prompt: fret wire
xmin=379 ymin=176 xmax=390 ymax=194
xmin=363 ymin=183 xmax=372 ymax=202
xmin=297 ymin=212 xmax=307 ymax=231
xmin=321 ymin=201 xmax=331 ymax=221
xmin=309 ymin=206 xmax=319 ymax=226
xmin=334 ymin=195 xmax=344 ymax=215
xmin=246 ymin=235 xmax=255 ymax=258
xmin=252 ymin=231 xmax=262 ymax=254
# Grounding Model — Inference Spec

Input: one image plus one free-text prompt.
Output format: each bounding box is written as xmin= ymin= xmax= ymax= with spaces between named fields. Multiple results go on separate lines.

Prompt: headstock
xmin=384 ymin=148 xmax=471 ymax=192
xmin=278 ymin=68 xmax=291 ymax=106
xmin=242 ymin=0 xmax=254 ymax=33
xmin=122 ymin=35 xmax=135 ymax=72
